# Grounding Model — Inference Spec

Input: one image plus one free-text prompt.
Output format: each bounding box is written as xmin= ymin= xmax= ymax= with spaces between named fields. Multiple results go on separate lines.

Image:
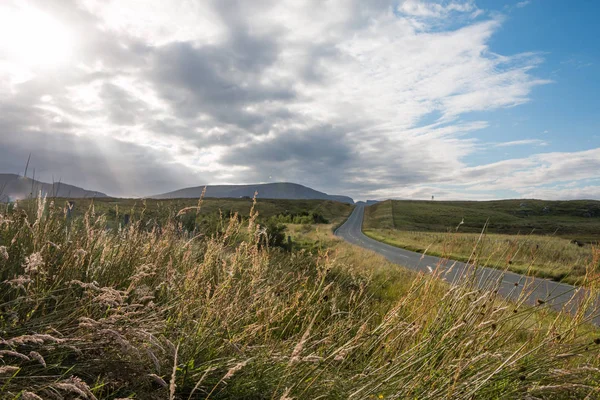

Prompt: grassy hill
xmin=363 ymin=200 xmax=600 ymax=284
xmin=365 ymin=199 xmax=600 ymax=242
xmin=151 ymin=182 xmax=354 ymax=204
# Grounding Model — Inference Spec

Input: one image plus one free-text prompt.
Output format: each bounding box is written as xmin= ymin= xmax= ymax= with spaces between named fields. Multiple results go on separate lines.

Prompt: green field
xmin=363 ymin=200 xmax=600 ymax=284
xmin=16 ymin=196 xmax=354 ymax=228
xmin=365 ymin=199 xmax=600 ymax=241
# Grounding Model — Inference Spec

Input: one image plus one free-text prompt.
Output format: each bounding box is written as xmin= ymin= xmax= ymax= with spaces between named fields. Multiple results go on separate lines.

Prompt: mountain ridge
xmin=150 ymin=182 xmax=354 ymax=204
xmin=0 ymin=174 xmax=108 ymax=201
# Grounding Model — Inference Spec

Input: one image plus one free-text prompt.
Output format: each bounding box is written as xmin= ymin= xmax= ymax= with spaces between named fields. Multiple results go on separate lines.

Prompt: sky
xmin=0 ymin=0 xmax=599 ymax=201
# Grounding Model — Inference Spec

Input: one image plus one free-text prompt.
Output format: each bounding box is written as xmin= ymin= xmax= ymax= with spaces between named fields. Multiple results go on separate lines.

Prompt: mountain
xmin=0 ymin=174 xmax=108 ymax=202
xmin=151 ymin=182 xmax=354 ymax=204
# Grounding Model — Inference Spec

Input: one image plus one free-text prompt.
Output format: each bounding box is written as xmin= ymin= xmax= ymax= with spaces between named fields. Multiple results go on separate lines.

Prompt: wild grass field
xmin=15 ymin=196 xmax=353 ymax=252
xmin=1 ymin=194 xmax=599 ymax=399
xmin=364 ymin=200 xmax=600 ymax=284
xmin=365 ymin=200 xmax=600 ymax=240
xmin=46 ymin=196 xmax=354 ymax=228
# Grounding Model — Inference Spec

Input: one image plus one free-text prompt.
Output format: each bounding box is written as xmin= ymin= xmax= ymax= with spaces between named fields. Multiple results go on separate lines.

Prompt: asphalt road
xmin=335 ymin=204 xmax=599 ymax=324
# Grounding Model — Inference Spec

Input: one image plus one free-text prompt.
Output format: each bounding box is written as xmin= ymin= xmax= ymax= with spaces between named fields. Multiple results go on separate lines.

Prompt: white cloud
xmin=0 ymin=0 xmax=596 ymax=200
xmin=439 ymin=148 xmax=600 ymax=197
xmin=494 ymin=139 xmax=548 ymax=147
xmin=398 ymin=0 xmax=477 ymax=18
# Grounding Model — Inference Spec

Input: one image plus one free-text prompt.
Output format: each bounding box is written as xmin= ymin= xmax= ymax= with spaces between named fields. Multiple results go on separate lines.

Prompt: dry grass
xmin=364 ymin=200 xmax=600 ymax=284
xmin=363 ymin=228 xmax=594 ymax=284
xmin=0 ymin=194 xmax=599 ymax=399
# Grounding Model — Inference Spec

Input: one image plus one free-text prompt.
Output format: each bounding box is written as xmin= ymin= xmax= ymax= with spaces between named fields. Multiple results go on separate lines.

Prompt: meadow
xmin=0 ymin=194 xmax=599 ymax=399
xmin=49 ymin=196 xmax=354 ymax=228
xmin=364 ymin=200 xmax=600 ymax=284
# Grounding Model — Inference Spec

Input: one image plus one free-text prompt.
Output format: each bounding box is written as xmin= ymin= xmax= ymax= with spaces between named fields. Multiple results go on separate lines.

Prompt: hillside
xmin=151 ymin=182 xmax=354 ymax=204
xmin=0 ymin=173 xmax=107 ymax=201
xmin=33 ymin=196 xmax=354 ymax=227
xmin=362 ymin=199 xmax=600 ymax=283
xmin=365 ymin=199 xmax=600 ymax=241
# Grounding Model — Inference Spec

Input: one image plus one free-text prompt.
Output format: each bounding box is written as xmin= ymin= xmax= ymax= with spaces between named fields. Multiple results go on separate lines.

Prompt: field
xmin=1 ymin=196 xmax=599 ymax=398
xmin=38 ymin=196 xmax=355 ymax=227
xmin=365 ymin=199 xmax=600 ymax=241
xmin=364 ymin=200 xmax=600 ymax=284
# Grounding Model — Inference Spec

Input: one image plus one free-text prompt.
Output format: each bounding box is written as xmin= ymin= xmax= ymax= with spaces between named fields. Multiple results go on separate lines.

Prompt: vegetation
xmin=0 ymin=194 xmax=599 ymax=398
xmin=269 ymin=210 xmax=330 ymax=225
xmin=45 ymin=196 xmax=353 ymax=228
xmin=16 ymin=197 xmax=352 ymax=252
xmin=364 ymin=200 xmax=600 ymax=284
xmin=365 ymin=200 xmax=600 ymax=241
xmin=363 ymin=230 xmax=595 ymax=284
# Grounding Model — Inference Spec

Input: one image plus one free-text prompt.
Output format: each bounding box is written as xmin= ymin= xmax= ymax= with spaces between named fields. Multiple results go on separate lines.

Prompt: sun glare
xmin=0 ymin=5 xmax=73 ymax=70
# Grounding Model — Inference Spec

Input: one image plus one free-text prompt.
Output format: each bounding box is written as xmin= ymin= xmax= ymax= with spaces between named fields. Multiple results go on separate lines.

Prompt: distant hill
xmin=0 ymin=174 xmax=107 ymax=202
xmin=151 ymin=182 xmax=354 ymax=204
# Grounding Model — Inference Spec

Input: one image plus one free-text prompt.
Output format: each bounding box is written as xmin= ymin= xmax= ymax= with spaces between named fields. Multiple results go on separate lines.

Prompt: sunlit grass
xmin=363 ymin=228 xmax=593 ymax=284
xmin=364 ymin=200 xmax=600 ymax=284
xmin=0 ymin=194 xmax=599 ymax=398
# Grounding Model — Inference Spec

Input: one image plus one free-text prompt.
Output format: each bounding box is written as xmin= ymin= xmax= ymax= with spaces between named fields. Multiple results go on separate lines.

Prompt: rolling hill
xmin=0 ymin=174 xmax=107 ymax=201
xmin=365 ymin=199 xmax=600 ymax=241
xmin=151 ymin=182 xmax=354 ymax=204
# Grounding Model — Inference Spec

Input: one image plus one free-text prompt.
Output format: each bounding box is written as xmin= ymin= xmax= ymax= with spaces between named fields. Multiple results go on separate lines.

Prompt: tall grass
xmin=1 ymin=194 xmax=599 ymax=399
xmin=363 ymin=228 xmax=594 ymax=284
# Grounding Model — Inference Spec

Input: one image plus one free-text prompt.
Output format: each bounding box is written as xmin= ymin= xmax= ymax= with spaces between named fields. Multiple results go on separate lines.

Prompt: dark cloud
xmin=150 ymin=41 xmax=294 ymax=130
xmin=214 ymin=124 xmax=360 ymax=195
xmin=216 ymin=124 xmax=449 ymax=198
xmin=100 ymin=83 xmax=147 ymax=126
xmin=221 ymin=125 xmax=353 ymax=170
xmin=0 ymin=128 xmax=200 ymax=197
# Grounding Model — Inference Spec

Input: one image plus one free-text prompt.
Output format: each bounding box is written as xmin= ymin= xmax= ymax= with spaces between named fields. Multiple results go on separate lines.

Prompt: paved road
xmin=335 ymin=204 xmax=599 ymax=324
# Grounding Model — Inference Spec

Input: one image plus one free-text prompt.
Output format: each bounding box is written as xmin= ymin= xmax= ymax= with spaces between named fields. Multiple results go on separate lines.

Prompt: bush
xmin=271 ymin=211 xmax=329 ymax=225
xmin=261 ymin=218 xmax=288 ymax=249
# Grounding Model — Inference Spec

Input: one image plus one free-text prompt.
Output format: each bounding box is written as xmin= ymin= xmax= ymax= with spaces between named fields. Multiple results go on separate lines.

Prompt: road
xmin=335 ymin=204 xmax=599 ymax=324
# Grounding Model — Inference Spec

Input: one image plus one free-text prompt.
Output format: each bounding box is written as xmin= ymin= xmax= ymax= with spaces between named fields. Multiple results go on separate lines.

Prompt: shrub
xmin=260 ymin=218 xmax=288 ymax=249
xmin=271 ymin=211 xmax=329 ymax=225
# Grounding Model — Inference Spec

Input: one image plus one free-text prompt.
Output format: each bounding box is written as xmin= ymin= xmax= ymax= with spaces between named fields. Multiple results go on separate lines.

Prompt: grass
xmin=0 ymin=194 xmax=599 ymax=399
xmin=290 ymin=223 xmax=598 ymax=324
xmin=365 ymin=199 xmax=600 ymax=241
xmin=35 ymin=196 xmax=355 ymax=227
xmin=364 ymin=200 xmax=600 ymax=284
xmin=363 ymin=229 xmax=594 ymax=285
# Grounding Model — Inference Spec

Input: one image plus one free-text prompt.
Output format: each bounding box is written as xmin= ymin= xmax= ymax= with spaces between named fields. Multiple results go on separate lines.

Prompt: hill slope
xmin=365 ymin=199 xmax=600 ymax=241
xmin=0 ymin=174 xmax=107 ymax=201
xmin=151 ymin=182 xmax=354 ymax=204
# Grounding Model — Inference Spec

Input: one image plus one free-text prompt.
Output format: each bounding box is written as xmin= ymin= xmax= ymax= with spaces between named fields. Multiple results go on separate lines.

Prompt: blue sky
xmin=397 ymin=0 xmax=600 ymax=200
xmin=472 ymin=0 xmax=600 ymax=160
xmin=0 ymin=0 xmax=598 ymax=200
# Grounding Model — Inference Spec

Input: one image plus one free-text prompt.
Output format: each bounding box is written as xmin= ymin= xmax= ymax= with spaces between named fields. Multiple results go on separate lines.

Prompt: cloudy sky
xmin=0 ymin=0 xmax=599 ymax=200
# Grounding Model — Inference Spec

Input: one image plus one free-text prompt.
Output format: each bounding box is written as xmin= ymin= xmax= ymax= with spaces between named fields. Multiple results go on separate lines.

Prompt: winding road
xmin=335 ymin=204 xmax=599 ymax=324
